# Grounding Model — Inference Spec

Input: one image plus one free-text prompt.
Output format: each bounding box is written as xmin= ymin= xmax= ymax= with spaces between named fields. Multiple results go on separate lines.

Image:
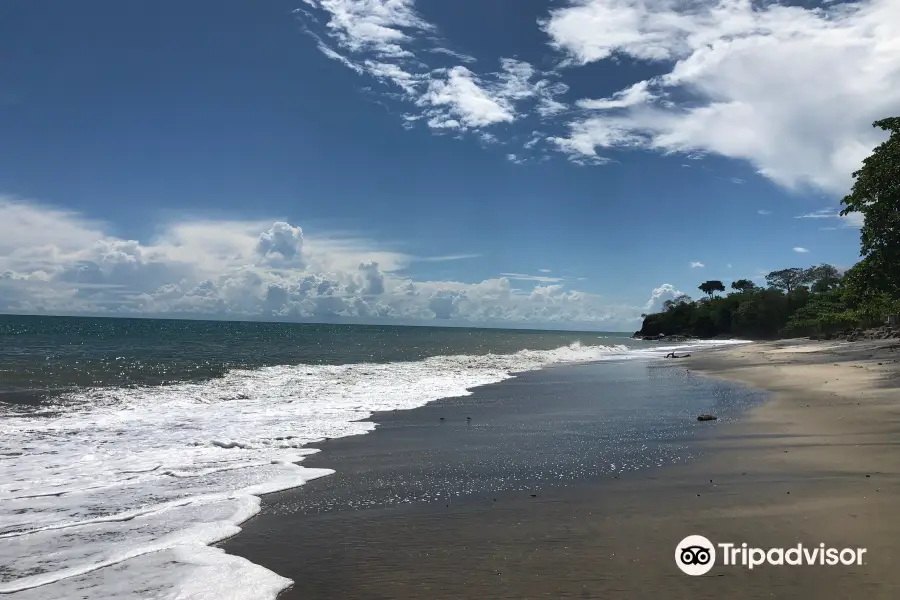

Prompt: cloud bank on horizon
xmin=0 ymin=197 xmax=682 ymax=329
xmin=298 ymin=0 xmax=899 ymax=193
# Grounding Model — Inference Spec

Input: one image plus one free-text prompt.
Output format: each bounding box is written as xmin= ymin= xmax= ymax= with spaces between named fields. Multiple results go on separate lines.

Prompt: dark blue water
xmin=0 ymin=314 xmax=642 ymax=401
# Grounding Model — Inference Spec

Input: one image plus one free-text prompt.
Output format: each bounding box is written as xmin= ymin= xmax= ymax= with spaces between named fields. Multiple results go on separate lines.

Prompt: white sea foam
xmin=0 ymin=339 xmax=746 ymax=599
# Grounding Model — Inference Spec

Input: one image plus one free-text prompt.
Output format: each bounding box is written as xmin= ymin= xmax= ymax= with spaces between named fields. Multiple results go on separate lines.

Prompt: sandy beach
xmin=223 ymin=338 xmax=900 ymax=599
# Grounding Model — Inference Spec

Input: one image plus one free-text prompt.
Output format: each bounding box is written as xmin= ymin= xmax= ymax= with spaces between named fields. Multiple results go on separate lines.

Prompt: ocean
xmin=0 ymin=315 xmax=749 ymax=599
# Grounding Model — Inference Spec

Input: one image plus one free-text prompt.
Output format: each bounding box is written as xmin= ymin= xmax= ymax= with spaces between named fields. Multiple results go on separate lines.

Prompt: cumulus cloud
xmin=643 ymin=283 xmax=684 ymax=314
xmin=757 ymin=209 xmax=772 ymax=216
xmin=356 ymin=260 xmax=386 ymax=295
xmin=256 ymin=222 xmax=305 ymax=262
xmin=793 ymin=247 xmax=810 ymax=253
xmin=0 ymin=196 xmax=670 ymax=329
xmin=689 ymin=261 xmax=705 ymax=268
xmin=544 ymin=0 xmax=900 ymax=193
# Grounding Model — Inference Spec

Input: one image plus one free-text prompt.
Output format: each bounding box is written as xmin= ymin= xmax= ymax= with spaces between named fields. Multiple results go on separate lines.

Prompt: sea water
xmin=0 ymin=315 xmax=747 ymax=599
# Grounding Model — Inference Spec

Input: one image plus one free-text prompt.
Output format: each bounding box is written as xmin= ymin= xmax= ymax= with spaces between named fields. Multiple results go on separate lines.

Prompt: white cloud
xmin=298 ymin=0 xmax=897 ymax=189
xmin=689 ymin=261 xmax=705 ymax=268
xmin=297 ymin=1 xmax=569 ymax=136
xmin=793 ymin=247 xmax=810 ymax=253
xmin=303 ymin=0 xmax=433 ymax=58
xmin=794 ymin=208 xmax=864 ymax=228
xmin=499 ymin=272 xmax=565 ymax=283
xmin=643 ymin=283 xmax=684 ymax=313
xmin=538 ymin=268 xmax=552 ymax=273
xmin=419 ymin=66 xmax=515 ymax=128
xmin=544 ymin=0 xmax=900 ymax=193
xmin=414 ymin=253 xmax=482 ymax=262
xmin=316 ymin=42 xmax=364 ymax=74
xmin=0 ymin=196 xmax=106 ymax=254
xmin=576 ymin=81 xmax=655 ymax=110
xmin=430 ymin=47 xmax=477 ymax=63
xmin=0 ymin=197 xmax=668 ymax=329
xmin=757 ymin=209 xmax=772 ymax=215
xmin=255 ymin=221 xmax=305 ymax=262
xmin=524 ymin=132 xmax=543 ymax=149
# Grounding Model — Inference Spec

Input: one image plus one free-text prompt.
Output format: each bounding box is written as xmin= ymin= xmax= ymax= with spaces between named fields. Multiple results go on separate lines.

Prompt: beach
xmin=2 ymin=318 xmax=743 ymax=600
xmin=223 ymin=338 xmax=900 ymax=599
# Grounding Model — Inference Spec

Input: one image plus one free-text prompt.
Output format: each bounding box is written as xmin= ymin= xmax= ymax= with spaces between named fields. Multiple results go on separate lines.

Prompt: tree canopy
xmin=840 ymin=117 xmax=900 ymax=297
xmin=637 ymin=265 xmax=863 ymax=339
xmin=731 ymin=279 xmax=757 ymax=293
xmin=698 ymin=280 xmax=726 ymax=298
xmin=637 ymin=114 xmax=899 ymax=341
xmin=806 ymin=264 xmax=841 ymax=293
xmin=765 ymin=268 xmax=810 ymax=294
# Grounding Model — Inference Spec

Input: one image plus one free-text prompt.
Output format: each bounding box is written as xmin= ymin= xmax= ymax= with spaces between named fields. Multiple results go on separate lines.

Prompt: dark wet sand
xmin=223 ymin=340 xmax=900 ymax=599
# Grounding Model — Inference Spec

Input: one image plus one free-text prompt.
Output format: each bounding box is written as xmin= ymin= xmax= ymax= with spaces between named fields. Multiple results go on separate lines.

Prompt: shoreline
xmin=221 ymin=339 xmax=900 ymax=599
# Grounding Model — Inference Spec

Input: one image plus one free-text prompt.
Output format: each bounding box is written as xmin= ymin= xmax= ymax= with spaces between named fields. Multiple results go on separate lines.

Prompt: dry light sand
xmin=676 ymin=338 xmax=900 ymax=598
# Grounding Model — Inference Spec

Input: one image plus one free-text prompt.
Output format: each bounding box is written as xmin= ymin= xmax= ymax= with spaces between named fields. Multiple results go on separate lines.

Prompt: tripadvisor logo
xmin=675 ymin=535 xmax=867 ymax=576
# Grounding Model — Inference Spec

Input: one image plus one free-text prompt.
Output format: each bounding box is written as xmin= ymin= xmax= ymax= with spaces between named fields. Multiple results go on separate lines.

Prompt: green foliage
xmin=662 ymin=294 xmax=693 ymax=312
xmin=638 ymin=115 xmax=898 ymax=340
xmin=698 ymin=280 xmax=726 ymax=298
xmin=765 ymin=268 xmax=811 ymax=294
xmin=637 ymin=265 xmax=859 ymax=339
xmin=782 ymin=290 xmax=856 ymax=337
xmin=806 ymin=264 xmax=842 ymax=293
xmin=840 ymin=117 xmax=900 ymax=296
xmin=730 ymin=279 xmax=757 ymax=293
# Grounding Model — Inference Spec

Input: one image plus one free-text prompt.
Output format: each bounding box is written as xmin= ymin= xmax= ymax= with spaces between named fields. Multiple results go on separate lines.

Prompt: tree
xmin=840 ymin=117 xmax=900 ymax=297
xmin=698 ymin=280 xmax=726 ymax=299
xmin=806 ymin=264 xmax=842 ymax=294
xmin=662 ymin=294 xmax=693 ymax=311
xmin=731 ymin=279 xmax=758 ymax=293
xmin=765 ymin=268 xmax=811 ymax=294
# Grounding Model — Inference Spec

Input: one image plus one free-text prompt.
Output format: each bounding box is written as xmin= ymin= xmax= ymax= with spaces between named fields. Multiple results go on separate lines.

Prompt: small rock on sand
xmin=697 ymin=414 xmax=718 ymax=422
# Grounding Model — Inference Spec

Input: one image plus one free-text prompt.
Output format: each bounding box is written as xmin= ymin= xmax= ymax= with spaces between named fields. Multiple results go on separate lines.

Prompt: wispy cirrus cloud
xmin=296 ymin=0 xmax=568 ymax=142
xmin=794 ymin=208 xmax=864 ymax=228
xmin=414 ymin=253 xmax=482 ymax=262
xmin=298 ymin=0 xmax=899 ymax=195
xmin=500 ymin=272 xmax=565 ymax=283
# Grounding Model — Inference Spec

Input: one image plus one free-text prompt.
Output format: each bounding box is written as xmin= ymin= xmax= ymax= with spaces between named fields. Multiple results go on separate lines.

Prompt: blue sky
xmin=0 ymin=0 xmax=895 ymax=329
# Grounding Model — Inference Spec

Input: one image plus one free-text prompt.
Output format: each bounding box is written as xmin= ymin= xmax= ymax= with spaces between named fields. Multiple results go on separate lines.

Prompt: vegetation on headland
xmin=636 ymin=117 xmax=900 ymax=341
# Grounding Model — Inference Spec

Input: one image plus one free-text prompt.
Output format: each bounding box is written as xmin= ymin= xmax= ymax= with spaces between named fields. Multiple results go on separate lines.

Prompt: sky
xmin=0 ymin=0 xmax=896 ymax=331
